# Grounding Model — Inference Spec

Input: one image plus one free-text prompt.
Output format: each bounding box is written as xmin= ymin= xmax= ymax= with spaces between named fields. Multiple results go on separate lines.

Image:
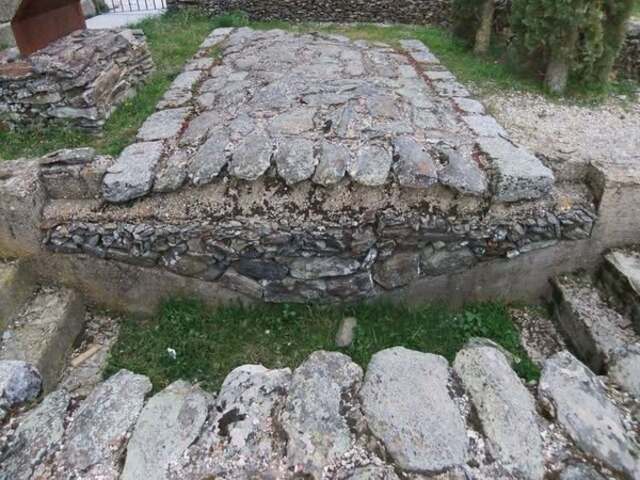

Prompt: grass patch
xmin=0 ymin=10 xmax=222 ymax=160
xmin=105 ymin=298 xmax=539 ymax=392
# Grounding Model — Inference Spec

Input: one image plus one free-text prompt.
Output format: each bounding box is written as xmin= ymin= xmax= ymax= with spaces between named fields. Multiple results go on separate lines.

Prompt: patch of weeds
xmin=105 ymin=298 xmax=539 ymax=392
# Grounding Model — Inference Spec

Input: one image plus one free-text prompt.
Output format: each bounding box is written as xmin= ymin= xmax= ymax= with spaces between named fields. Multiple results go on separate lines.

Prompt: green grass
xmin=0 ymin=10 xmax=222 ymax=160
xmin=105 ymin=298 xmax=539 ymax=392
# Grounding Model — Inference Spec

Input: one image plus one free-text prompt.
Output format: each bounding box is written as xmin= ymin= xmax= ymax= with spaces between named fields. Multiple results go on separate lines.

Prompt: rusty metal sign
xmin=12 ymin=0 xmax=86 ymax=56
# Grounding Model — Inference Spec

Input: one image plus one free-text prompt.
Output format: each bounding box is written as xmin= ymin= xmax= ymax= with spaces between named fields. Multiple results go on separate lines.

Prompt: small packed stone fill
xmin=0 ymin=29 xmax=153 ymax=130
xmin=170 ymin=0 xmax=453 ymax=27
xmin=102 ymin=27 xmax=554 ymax=204
xmin=46 ymin=204 xmax=596 ymax=303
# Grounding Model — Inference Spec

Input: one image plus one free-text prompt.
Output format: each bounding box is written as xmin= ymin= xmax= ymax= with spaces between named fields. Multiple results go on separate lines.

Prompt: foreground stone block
xmin=122 ymin=380 xmax=210 ymax=480
xmin=360 ymin=347 xmax=468 ymax=473
xmin=281 ymin=351 xmax=363 ymax=478
xmin=58 ymin=370 xmax=152 ymax=478
xmin=454 ymin=345 xmax=544 ymax=480
xmin=0 ymin=360 xmax=41 ymax=409
xmin=539 ymin=351 xmax=640 ymax=480
xmin=170 ymin=365 xmax=291 ymax=479
xmin=0 ymin=389 xmax=70 ymax=480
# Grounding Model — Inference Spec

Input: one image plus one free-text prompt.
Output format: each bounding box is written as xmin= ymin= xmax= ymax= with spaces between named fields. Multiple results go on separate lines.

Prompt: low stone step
xmin=454 ymin=343 xmax=545 ymax=480
xmin=0 ymin=286 xmax=86 ymax=391
xmin=550 ymin=272 xmax=635 ymax=373
xmin=0 ymin=260 xmax=34 ymax=330
xmin=601 ymin=248 xmax=640 ymax=333
xmin=539 ymin=351 xmax=640 ymax=480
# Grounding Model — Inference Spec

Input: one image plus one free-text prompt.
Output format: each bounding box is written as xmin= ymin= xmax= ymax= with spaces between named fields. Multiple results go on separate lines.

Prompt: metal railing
xmin=106 ymin=0 xmax=167 ymax=13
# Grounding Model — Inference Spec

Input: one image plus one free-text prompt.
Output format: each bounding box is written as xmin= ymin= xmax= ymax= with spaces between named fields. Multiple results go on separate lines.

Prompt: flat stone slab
xmin=454 ymin=344 xmax=545 ymax=480
xmin=360 ymin=347 xmax=468 ymax=473
xmin=539 ymin=351 xmax=640 ymax=479
xmin=101 ymin=27 xmax=554 ymax=204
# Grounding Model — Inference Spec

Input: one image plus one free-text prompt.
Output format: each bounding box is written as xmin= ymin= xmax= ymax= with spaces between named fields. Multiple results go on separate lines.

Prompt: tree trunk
xmin=545 ymin=27 xmax=580 ymax=94
xmin=474 ymin=0 xmax=496 ymax=55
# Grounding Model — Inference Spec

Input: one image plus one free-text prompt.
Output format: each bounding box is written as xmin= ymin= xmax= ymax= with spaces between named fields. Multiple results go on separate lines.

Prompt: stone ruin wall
xmin=0 ymin=29 xmax=153 ymax=130
xmin=169 ymin=0 xmax=453 ymax=26
xmin=45 ymin=206 xmax=596 ymax=304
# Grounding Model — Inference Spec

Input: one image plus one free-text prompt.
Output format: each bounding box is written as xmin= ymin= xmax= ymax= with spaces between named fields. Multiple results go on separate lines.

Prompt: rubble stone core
xmin=0 ymin=29 xmax=153 ymax=130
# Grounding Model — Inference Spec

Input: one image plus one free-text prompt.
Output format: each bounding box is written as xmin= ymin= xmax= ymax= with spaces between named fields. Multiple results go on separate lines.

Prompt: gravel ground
xmin=482 ymin=92 xmax=640 ymax=175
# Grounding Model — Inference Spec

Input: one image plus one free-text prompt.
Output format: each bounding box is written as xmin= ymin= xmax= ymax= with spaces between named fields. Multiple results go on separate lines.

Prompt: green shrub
xmin=510 ymin=0 xmax=633 ymax=92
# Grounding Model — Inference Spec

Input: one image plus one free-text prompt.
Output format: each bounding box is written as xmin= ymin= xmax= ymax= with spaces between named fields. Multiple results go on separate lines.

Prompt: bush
xmin=510 ymin=0 xmax=633 ymax=92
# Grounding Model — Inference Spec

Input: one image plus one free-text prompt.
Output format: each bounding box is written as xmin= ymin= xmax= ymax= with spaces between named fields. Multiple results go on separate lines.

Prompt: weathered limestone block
xmin=0 ymin=287 xmax=85 ymax=391
xmin=276 ymin=138 xmax=318 ymax=185
xmin=539 ymin=351 xmax=640 ymax=480
xmin=550 ymin=273 xmax=630 ymax=373
xmin=0 ymin=360 xmax=41 ymax=410
xmin=608 ymin=343 xmax=640 ymax=398
xmin=169 ymin=365 xmax=291 ymax=479
xmin=601 ymin=249 xmax=640 ymax=332
xmin=392 ymin=135 xmax=438 ymax=188
xmin=102 ymin=141 xmax=165 ymax=203
xmin=228 ymin=131 xmax=273 ymax=181
xmin=454 ymin=345 xmax=545 ymax=480
xmin=0 ymin=390 xmax=70 ymax=480
xmin=281 ymin=351 xmax=363 ymax=478
xmin=479 ymin=137 xmax=554 ymax=202
xmin=187 ymin=129 xmax=230 ymax=185
xmin=0 ymin=259 xmax=33 ymax=329
xmin=360 ymin=347 xmax=468 ymax=473
xmin=348 ymin=145 xmax=392 ymax=186
xmin=137 ymin=107 xmax=191 ymax=142
xmin=121 ymin=380 xmax=211 ymax=480
xmin=373 ymin=252 xmax=420 ymax=289
xmin=0 ymin=160 xmax=46 ymax=256
xmin=39 ymin=148 xmax=113 ymax=200
xmin=313 ymin=141 xmax=350 ymax=186
xmin=57 ymin=370 xmax=152 ymax=478
xmin=289 ymin=256 xmax=361 ymax=280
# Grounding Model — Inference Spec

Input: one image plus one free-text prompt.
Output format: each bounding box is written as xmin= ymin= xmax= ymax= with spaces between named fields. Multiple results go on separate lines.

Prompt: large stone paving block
xmin=479 ymin=136 xmax=555 ymax=202
xmin=539 ymin=351 xmax=640 ymax=480
xmin=102 ymin=141 xmax=165 ymax=203
xmin=137 ymin=107 xmax=191 ymax=141
xmin=454 ymin=344 xmax=545 ymax=480
xmin=360 ymin=347 xmax=468 ymax=473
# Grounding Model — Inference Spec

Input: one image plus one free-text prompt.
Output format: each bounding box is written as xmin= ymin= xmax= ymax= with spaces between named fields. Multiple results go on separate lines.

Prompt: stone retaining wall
xmin=45 ymin=205 xmax=596 ymax=303
xmin=0 ymin=29 xmax=153 ymax=130
xmin=168 ymin=0 xmax=452 ymax=26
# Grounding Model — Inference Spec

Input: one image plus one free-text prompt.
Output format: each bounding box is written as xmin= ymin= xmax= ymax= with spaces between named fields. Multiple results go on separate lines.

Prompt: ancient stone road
xmin=102 ymin=27 xmax=554 ymax=204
